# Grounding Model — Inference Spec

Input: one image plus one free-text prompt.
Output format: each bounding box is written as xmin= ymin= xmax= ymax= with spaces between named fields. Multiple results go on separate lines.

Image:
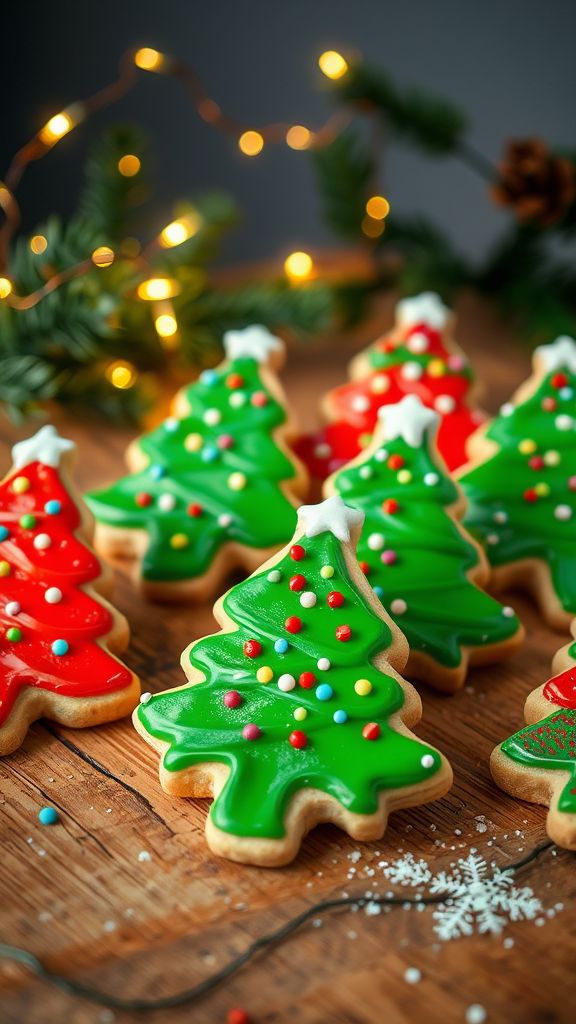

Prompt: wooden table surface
xmin=1 ymin=294 xmax=575 ymax=1024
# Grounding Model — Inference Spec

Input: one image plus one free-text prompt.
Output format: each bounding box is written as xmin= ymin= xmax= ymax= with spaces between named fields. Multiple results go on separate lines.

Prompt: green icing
xmin=87 ymin=358 xmax=298 ymax=581
xmin=460 ymin=371 xmax=576 ymax=615
xmin=367 ymin=343 xmax=473 ymax=380
xmin=501 ymin=709 xmax=576 ymax=815
xmin=136 ymin=530 xmax=443 ymax=839
xmin=333 ymin=435 xmax=520 ymax=668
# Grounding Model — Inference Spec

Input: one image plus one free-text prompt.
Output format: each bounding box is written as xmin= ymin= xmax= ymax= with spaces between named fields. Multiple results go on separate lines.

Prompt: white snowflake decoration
xmin=381 ymin=849 xmax=542 ymax=941
xmin=378 ymin=395 xmax=439 ymax=448
xmin=223 ymin=324 xmax=283 ymax=363
xmin=396 ymin=292 xmax=449 ymax=330
xmin=298 ymin=496 xmax=364 ymax=543
xmin=534 ymin=335 xmax=576 ymax=375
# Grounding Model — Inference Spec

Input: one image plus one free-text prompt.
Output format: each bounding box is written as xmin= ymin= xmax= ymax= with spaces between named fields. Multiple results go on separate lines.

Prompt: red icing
xmin=293 ymin=322 xmax=486 ymax=480
xmin=0 ymin=461 xmax=133 ymax=726
xmin=543 ymin=666 xmax=576 ymax=709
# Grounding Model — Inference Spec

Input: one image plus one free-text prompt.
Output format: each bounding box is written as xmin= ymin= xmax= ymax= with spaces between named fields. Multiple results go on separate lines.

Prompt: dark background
xmin=2 ymin=0 xmax=575 ymax=265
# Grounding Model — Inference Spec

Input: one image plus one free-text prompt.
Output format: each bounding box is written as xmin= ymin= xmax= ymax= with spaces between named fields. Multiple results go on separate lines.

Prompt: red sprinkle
xmin=382 ymin=498 xmax=399 ymax=515
xmin=552 ymin=372 xmax=568 ymax=389
xmin=227 ymin=1011 xmax=251 ymax=1024
xmin=523 ymin=488 xmax=538 ymax=503
xmin=299 ymin=671 xmax=316 ymax=689
xmin=285 ymin=616 xmax=303 ymax=634
xmin=217 ymin=434 xmax=234 ymax=449
xmin=135 ymin=492 xmax=153 ymax=507
xmin=289 ymin=730 xmax=308 ymax=749
xmin=387 ymin=454 xmax=405 ymax=470
xmin=290 ymin=544 xmax=306 ymax=561
xmin=327 ymin=591 xmax=344 ymax=608
xmin=223 ymin=690 xmax=242 ymax=709
xmin=358 ymin=561 xmax=370 ymax=576
xmin=289 ymin=574 xmax=307 ymax=592
xmin=226 ymin=373 xmax=244 ymax=389
xmin=528 ymin=456 xmax=544 ymax=471
xmin=187 ymin=502 xmax=203 ymax=517
xmin=243 ymin=639 xmax=262 ymax=658
xmin=541 ymin=396 xmax=557 ymax=411
xmin=336 ymin=624 xmax=352 ymax=642
xmin=362 ymin=722 xmax=381 ymax=741
xmin=251 ymin=391 xmax=268 ymax=407
xmin=569 ymin=476 xmax=576 ymax=491
xmin=242 ymin=724 xmax=261 ymax=741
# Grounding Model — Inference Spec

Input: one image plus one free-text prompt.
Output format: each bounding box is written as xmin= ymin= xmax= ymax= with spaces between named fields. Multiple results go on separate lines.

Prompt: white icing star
xmin=534 ymin=335 xmax=576 ymax=374
xmin=378 ymin=395 xmax=439 ymax=447
xmin=396 ymin=292 xmax=450 ymax=330
xmin=298 ymin=496 xmax=364 ymax=543
xmin=223 ymin=324 xmax=283 ymax=363
xmin=12 ymin=425 xmax=75 ymax=470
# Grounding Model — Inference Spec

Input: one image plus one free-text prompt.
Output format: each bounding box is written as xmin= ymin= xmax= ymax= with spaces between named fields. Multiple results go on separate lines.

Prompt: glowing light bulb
xmin=39 ymin=112 xmax=74 ymax=146
xmin=137 ymin=278 xmax=180 ymax=301
xmin=284 ymin=251 xmax=314 ymax=282
xmin=318 ymin=51 xmax=348 ymax=80
xmin=106 ymin=361 xmax=137 ymax=389
xmin=361 ymin=216 xmax=385 ymax=238
xmin=91 ymin=246 xmax=115 ymax=268
xmin=134 ymin=47 xmax=164 ymax=72
xmin=365 ymin=195 xmax=390 ymax=219
xmin=118 ymin=154 xmax=141 ymax=177
xmin=155 ymin=313 xmax=178 ymax=338
xmin=159 ymin=213 xmax=202 ymax=248
xmin=238 ymin=131 xmax=264 ymax=156
xmin=286 ymin=125 xmax=312 ymax=150
xmin=30 ymin=235 xmax=48 ymax=255
xmin=0 ymin=277 xmax=13 ymax=299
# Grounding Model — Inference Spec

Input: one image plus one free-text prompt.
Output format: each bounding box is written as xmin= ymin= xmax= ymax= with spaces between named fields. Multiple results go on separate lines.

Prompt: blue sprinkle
xmin=373 ymin=585 xmax=384 ymax=598
xmin=44 ymin=500 xmax=62 ymax=516
xmin=560 ymin=387 xmax=574 ymax=400
xmin=333 ymin=709 xmax=348 ymax=724
xmin=0 ymin=526 xmax=9 ymax=541
xmin=274 ymin=638 xmax=289 ymax=654
xmin=38 ymin=806 xmax=59 ymax=826
xmin=51 ymin=639 xmax=69 ymax=656
xmin=201 ymin=446 xmax=220 ymax=463
xmin=200 ymin=370 xmax=218 ymax=386
xmin=149 ymin=464 xmax=166 ymax=480
xmin=316 ymin=683 xmax=333 ymax=702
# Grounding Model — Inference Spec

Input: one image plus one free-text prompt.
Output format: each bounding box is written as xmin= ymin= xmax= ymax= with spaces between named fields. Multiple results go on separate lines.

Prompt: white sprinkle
xmin=500 ymin=402 xmax=514 ymax=416
xmin=314 ymin=443 xmax=331 ymax=459
xmin=5 ymin=601 xmax=21 ymax=616
xmin=502 ymin=606 xmax=515 ymax=618
xmin=138 ymin=850 xmax=152 ymax=862
xmin=424 ymin=472 xmax=439 ymax=486
xmin=555 ymin=413 xmax=573 ymax=431
xmin=164 ymin=417 xmax=179 ymax=432
xmin=555 ymin=504 xmax=572 ymax=521
xmin=158 ymin=493 xmax=176 ymax=512
xmin=374 ymin=448 xmax=388 ymax=462
xmin=33 ymin=533 xmax=51 ymax=550
xmin=45 ymin=587 xmax=63 ymax=604
xmin=367 ymin=532 xmax=385 ymax=551
xmin=364 ymin=901 xmax=382 ymax=916
xmin=218 ymin=513 xmax=232 ymax=527
xmin=103 ymin=920 xmax=117 ymax=933
xmin=402 ymin=362 xmax=423 ymax=381
xmin=317 ymin=657 xmax=331 ymax=671
xmin=421 ymin=754 xmax=435 ymax=769
xmin=203 ymin=408 xmax=221 ymax=426
xmin=229 ymin=391 xmax=246 ymax=408
xmin=503 ymin=936 xmax=514 ymax=949
xmin=140 ymin=692 xmax=152 ymax=704
xmin=465 ymin=1005 xmax=487 ymax=1024
xmin=359 ymin=466 xmax=373 ymax=480
xmin=278 ymin=674 xmax=296 ymax=692
xmin=300 ymin=591 xmax=317 ymax=609
xmin=493 ymin=510 xmax=508 ymax=524
xmin=390 ymin=598 xmax=407 ymax=615
xmin=267 ymin=569 xmax=281 ymax=583
xmin=351 ymin=395 xmax=370 ymax=413
xmin=407 ymin=332 xmax=428 ymax=353
xmin=486 ymin=533 xmax=500 ymax=545
xmin=434 ymin=394 xmax=456 ymax=414
xmin=404 ymin=967 xmax=422 ymax=984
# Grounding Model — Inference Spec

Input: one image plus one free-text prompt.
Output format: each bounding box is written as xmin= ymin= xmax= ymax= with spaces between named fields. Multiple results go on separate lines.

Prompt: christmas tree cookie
xmin=134 ymin=496 xmax=452 ymax=866
xmin=460 ymin=335 xmax=576 ymax=631
xmin=0 ymin=426 xmax=140 ymax=755
xmin=491 ymin=622 xmax=576 ymax=850
xmin=325 ymin=396 xmax=523 ymax=691
xmin=87 ymin=326 xmax=307 ymax=601
xmin=295 ymin=293 xmax=485 ymax=480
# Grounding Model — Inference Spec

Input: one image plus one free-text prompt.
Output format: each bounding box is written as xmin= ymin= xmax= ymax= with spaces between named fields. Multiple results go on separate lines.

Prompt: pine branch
xmin=312 ymin=128 xmax=375 ymax=239
xmin=77 ymin=126 xmax=149 ymax=242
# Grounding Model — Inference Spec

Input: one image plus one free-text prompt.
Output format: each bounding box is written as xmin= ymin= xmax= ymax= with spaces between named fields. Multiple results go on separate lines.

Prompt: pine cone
xmin=491 ymin=139 xmax=576 ymax=226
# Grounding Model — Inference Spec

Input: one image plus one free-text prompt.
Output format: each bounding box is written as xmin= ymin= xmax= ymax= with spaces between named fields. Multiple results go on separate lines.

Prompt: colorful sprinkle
xmin=278 ymin=674 xmax=296 ymax=692
xmin=0 ymin=527 xmax=9 ymax=541
xmin=224 ymin=691 xmax=243 ymax=709
xmin=367 ymin=532 xmax=385 ymax=551
xmin=5 ymin=601 xmax=20 ymax=616
xmin=218 ymin=434 xmax=234 ymax=449
xmin=300 ymin=591 xmax=317 ymax=608
xmin=158 ymin=493 xmax=176 ymax=511
xmin=229 ymin=392 xmax=247 ymax=408
xmin=290 ymin=544 xmax=306 ymax=561
xmin=387 ymin=454 xmax=404 ymax=470
xmin=317 ymin=657 xmax=331 ymax=671
xmin=256 ymin=666 xmax=273 ymax=684
xmin=335 ymin=624 xmax=352 ymax=642
xmin=390 ymin=598 xmax=407 ymax=615
xmin=285 ymin=616 xmax=302 ymax=634
xmin=293 ymin=707 xmax=307 ymax=722
xmin=44 ymin=588 xmax=63 ymax=604
xmin=38 ymin=807 xmax=59 ymax=826
xmin=51 ymin=639 xmax=69 ymax=656
xmin=423 ymin=472 xmax=439 ymax=486
xmin=19 ymin=514 xmax=36 ymax=529
xmin=543 ymin=450 xmax=560 ymax=466
xmin=149 ymin=464 xmax=166 ymax=480
xmin=397 ymin=469 xmax=412 ymax=484
xmin=316 ymin=683 xmax=334 ymax=701
xmin=33 ymin=533 xmax=52 ymax=550
xmin=289 ymin=574 xmax=306 ymax=592
xmin=0 ymin=561 xmax=11 ymax=577
xmin=251 ymin=391 xmax=268 ymax=407
xmin=555 ymin=414 xmax=573 ymax=431
xmin=203 ymin=408 xmax=222 ymax=426
xmin=6 ymin=627 xmax=22 ymax=642
xmin=200 ymin=369 xmax=218 ymax=386
xmin=228 ymin=472 xmax=247 ymax=491
xmin=226 ymin=372 xmax=244 ymax=389
xmin=354 ymin=679 xmax=373 ymax=696
xmin=274 ymin=638 xmax=289 ymax=654
xmin=382 ymin=498 xmax=399 ymax=515
xmin=333 ymin=709 xmax=348 ymax=724
xmin=362 ymin=722 xmax=381 ymax=741
xmin=327 ymin=591 xmax=344 ymax=608
xmin=320 ymin=564 xmax=334 ymax=579
xmin=184 ymin=432 xmax=203 ymax=452
xmin=244 ymin=639 xmax=262 ymax=658
xmin=299 ymin=671 xmax=316 ymax=689
xmin=164 ymin=417 xmax=179 ymax=431
xmin=12 ymin=476 xmax=30 ymax=494
xmin=44 ymin=499 xmax=62 ymax=514
xmin=135 ymin=492 xmax=153 ymax=507
xmin=170 ymin=533 xmax=189 ymax=549
xmin=381 ymin=550 xmax=397 ymax=565
xmin=187 ymin=502 xmax=203 ymax=517
xmin=242 ymin=724 xmax=261 ymax=741
xmin=289 ymin=730 xmax=308 ymax=749
xmin=201 ymin=446 xmax=220 ymax=463
xmin=519 ymin=438 xmax=537 ymax=454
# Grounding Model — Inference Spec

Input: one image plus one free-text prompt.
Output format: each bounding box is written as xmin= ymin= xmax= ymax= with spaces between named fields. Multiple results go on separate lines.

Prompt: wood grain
xmin=1 ymin=293 xmax=575 ymax=1024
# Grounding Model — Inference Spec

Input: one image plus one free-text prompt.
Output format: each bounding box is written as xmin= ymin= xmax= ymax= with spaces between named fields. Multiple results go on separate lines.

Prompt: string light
xmin=106 ymin=360 xmax=137 ymax=389
xmin=286 ymin=125 xmax=312 ymax=150
xmin=117 ymin=154 xmax=141 ymax=177
xmin=238 ymin=131 xmax=264 ymax=157
xmin=318 ymin=51 xmax=348 ymax=80
xmin=365 ymin=195 xmax=390 ymax=219
xmin=91 ymin=246 xmax=115 ymax=268
xmin=0 ymin=277 xmax=13 ymax=299
xmin=38 ymin=105 xmax=84 ymax=147
xmin=29 ymin=235 xmax=48 ymax=255
xmin=154 ymin=312 xmax=178 ymax=339
xmin=159 ymin=213 xmax=202 ymax=248
xmin=134 ymin=47 xmax=165 ymax=72
xmin=137 ymin=277 xmax=180 ymax=301
xmin=361 ymin=215 xmax=385 ymax=238
xmin=284 ymin=251 xmax=314 ymax=282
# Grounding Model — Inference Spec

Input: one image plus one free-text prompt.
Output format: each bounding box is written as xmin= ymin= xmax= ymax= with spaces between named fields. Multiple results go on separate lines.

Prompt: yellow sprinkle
xmin=184 ymin=433 xmax=203 ymax=452
xmin=358 ymin=433 xmax=372 ymax=449
xmin=518 ymin=439 xmax=537 ymax=455
xmin=535 ymin=482 xmax=550 ymax=497
xmin=320 ymin=565 xmax=334 ymax=579
xmin=228 ymin=472 xmax=247 ymax=491
xmin=428 ymin=359 xmax=446 ymax=378
xmin=370 ymin=374 xmax=389 ymax=395
xmin=293 ymin=707 xmax=308 ymax=721
xmin=257 ymin=666 xmax=273 ymax=684
xmin=544 ymin=450 xmax=561 ymax=466
xmin=354 ymin=678 xmax=373 ymax=696
xmin=0 ymin=561 xmax=11 ymax=577
xmin=12 ymin=476 xmax=30 ymax=494
xmin=170 ymin=533 xmax=189 ymax=549
xmin=397 ymin=469 xmax=412 ymax=484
